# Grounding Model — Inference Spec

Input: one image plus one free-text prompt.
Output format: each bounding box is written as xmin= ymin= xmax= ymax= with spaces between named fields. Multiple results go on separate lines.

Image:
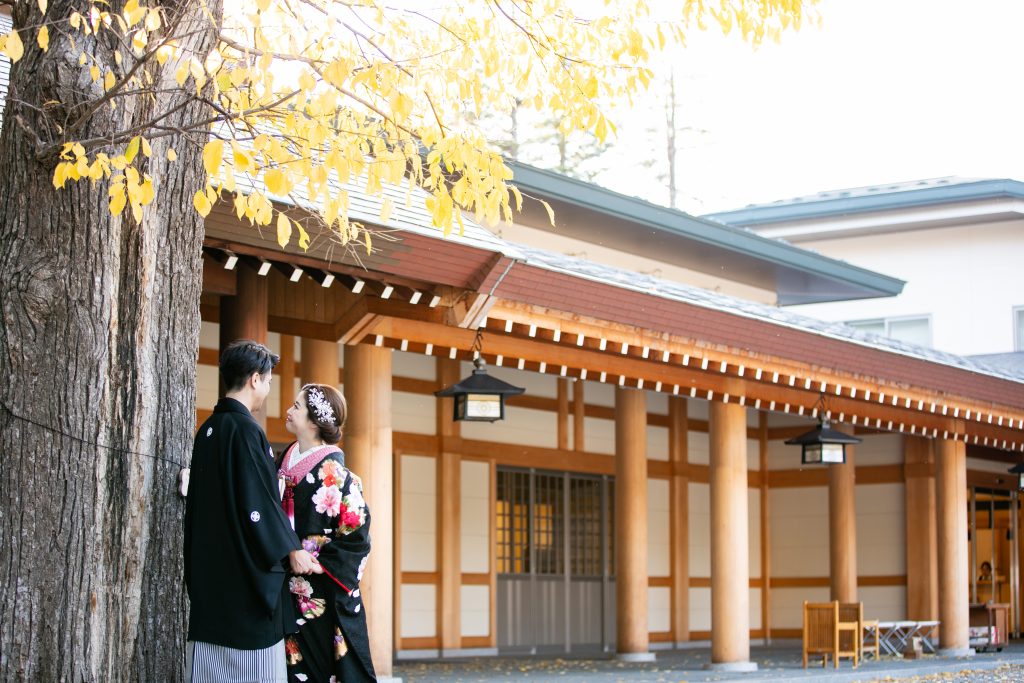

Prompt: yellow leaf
xmin=37 ymin=26 xmax=49 ymax=52
xmin=276 ymin=211 xmax=292 ymax=248
xmin=3 ymin=29 xmax=25 ymax=63
xmin=90 ymin=65 xmax=100 ymax=82
xmin=192 ymin=190 xmax=212 ymax=217
xmin=379 ymin=197 xmax=394 ymax=223
xmin=109 ymin=189 xmax=128 ymax=216
xmin=124 ymin=136 xmax=140 ymax=163
xmin=132 ymin=29 xmax=147 ymax=53
xmin=297 ymin=223 xmax=310 ymax=251
xmin=141 ymin=137 xmax=151 ymax=157
xmin=541 ymin=199 xmax=556 ymax=227
xmin=256 ymin=0 xmax=272 ymax=10
xmin=166 ymin=148 xmax=177 ymax=162
xmin=264 ymin=168 xmax=288 ymax=196
xmin=145 ymin=9 xmax=161 ymax=32
xmin=52 ymin=163 xmax=68 ymax=189
xmin=103 ymin=70 xmax=115 ymax=91
xmin=202 ymin=140 xmax=224 ymax=177
xmin=69 ymin=12 xmax=81 ymax=29
xmin=232 ymin=143 xmax=254 ymax=173
xmin=38 ymin=0 xmax=48 ymax=14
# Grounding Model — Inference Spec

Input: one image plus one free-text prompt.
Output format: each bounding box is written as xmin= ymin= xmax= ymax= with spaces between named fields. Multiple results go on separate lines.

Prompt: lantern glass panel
xmin=802 ymin=444 xmax=822 ymax=465
xmin=1018 ymin=472 xmax=1024 ymax=491
xmin=465 ymin=394 xmax=502 ymax=421
xmin=821 ymin=443 xmax=846 ymax=464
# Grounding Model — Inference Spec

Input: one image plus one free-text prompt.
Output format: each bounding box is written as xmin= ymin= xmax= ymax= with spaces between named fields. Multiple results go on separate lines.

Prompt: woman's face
xmin=285 ymin=391 xmax=319 ymax=440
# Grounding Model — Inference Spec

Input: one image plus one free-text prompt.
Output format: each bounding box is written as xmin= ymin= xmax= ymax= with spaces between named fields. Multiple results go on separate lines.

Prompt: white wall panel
xmin=199 ymin=321 xmax=219 ymax=349
xmin=968 ymin=457 xmax=1016 ymax=474
xmin=460 ymin=585 xmax=490 ymax=637
xmin=689 ymin=482 xmax=710 ymax=577
xmin=462 ymin=406 xmax=556 ymax=448
xmin=647 ymin=392 xmax=668 ymax=416
xmin=401 ymin=584 xmax=437 ymax=638
xmin=748 ymin=488 xmax=761 ymax=577
xmin=461 ymin=460 xmax=490 ymax=573
xmin=583 ymin=417 xmax=616 ymax=455
xmin=401 ymin=455 xmax=436 ymax=572
xmin=393 ymin=391 xmax=436 ymax=435
xmin=769 ymin=487 xmax=829 ymax=577
xmin=196 ymin=364 xmax=218 ymax=411
xmin=647 ymin=425 xmax=669 ymax=461
xmin=854 ymin=434 xmax=903 ymax=466
xmin=771 ymin=586 xmax=829 ymax=630
xmin=856 ymin=483 xmax=906 ymax=576
xmin=860 ymin=586 xmax=906 ymax=622
xmin=688 ymin=399 xmax=709 ymax=422
xmin=689 ymin=587 xmax=711 ymax=631
xmin=585 ymin=381 xmax=615 ymax=408
xmin=688 ymin=431 xmax=710 ymax=465
xmin=749 ymin=588 xmax=762 ymax=630
xmin=766 ymin=437 xmax=802 ymax=471
xmin=648 ymin=478 xmax=670 ymax=577
xmin=393 ymin=350 xmax=437 ymax=381
xmin=747 ymin=437 xmax=761 ymax=471
xmin=648 ymin=586 xmax=671 ymax=632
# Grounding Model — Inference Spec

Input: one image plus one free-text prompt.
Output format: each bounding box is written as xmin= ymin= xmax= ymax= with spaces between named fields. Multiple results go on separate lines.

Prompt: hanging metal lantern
xmin=1008 ymin=462 xmax=1024 ymax=491
xmin=786 ymin=418 xmax=862 ymax=464
xmin=435 ymin=331 xmax=525 ymax=422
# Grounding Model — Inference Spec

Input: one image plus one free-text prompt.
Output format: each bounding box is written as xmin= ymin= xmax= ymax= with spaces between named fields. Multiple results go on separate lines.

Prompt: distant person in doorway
xmin=184 ymin=340 xmax=321 ymax=683
xmin=979 ymin=560 xmax=993 ymax=581
xmin=278 ymin=383 xmax=376 ymax=682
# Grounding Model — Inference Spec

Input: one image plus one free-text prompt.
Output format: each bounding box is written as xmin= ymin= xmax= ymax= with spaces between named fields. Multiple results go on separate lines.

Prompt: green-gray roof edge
xmin=508 ymin=161 xmax=905 ymax=298
xmin=705 ymin=179 xmax=1024 ymax=226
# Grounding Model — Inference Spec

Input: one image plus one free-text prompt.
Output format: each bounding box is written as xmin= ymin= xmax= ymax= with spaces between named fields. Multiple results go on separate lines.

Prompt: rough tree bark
xmin=0 ymin=1 xmax=221 ymax=680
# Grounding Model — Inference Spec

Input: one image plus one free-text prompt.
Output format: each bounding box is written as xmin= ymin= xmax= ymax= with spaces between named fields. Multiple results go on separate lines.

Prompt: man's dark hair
xmin=220 ymin=340 xmax=280 ymax=392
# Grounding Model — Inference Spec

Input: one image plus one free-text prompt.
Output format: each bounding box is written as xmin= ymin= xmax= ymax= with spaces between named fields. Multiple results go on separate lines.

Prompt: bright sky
xmin=596 ymin=0 xmax=1024 ymax=214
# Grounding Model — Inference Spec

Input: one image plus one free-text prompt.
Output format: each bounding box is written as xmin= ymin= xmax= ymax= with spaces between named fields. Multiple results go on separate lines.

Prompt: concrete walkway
xmin=394 ymin=642 xmax=1024 ymax=682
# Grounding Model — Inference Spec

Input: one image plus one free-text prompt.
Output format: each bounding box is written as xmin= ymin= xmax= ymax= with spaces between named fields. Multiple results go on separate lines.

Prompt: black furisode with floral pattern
xmin=278 ymin=443 xmax=376 ymax=683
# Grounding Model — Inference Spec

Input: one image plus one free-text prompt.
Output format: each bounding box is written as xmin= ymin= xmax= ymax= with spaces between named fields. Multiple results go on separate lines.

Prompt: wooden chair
xmin=837 ymin=602 xmax=862 ymax=660
xmin=803 ymin=601 xmax=859 ymax=668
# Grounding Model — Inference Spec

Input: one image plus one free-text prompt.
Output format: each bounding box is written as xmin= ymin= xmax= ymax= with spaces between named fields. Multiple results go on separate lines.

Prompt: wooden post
xmin=437 ymin=358 xmax=462 ymax=653
xmin=277 ymin=335 xmax=296 ymax=417
xmin=758 ymin=412 xmax=771 ymax=644
xmin=557 ymin=378 xmax=570 ymax=451
xmin=218 ymin=261 xmax=268 ymax=423
xmin=829 ymin=424 xmax=858 ymax=603
xmin=344 ymin=344 xmax=396 ymax=677
xmin=936 ymin=435 xmax=972 ymax=656
xmin=669 ymin=396 xmax=689 ymax=644
xmin=707 ymin=400 xmax=757 ymax=672
xmin=904 ymin=436 xmax=938 ymax=620
xmin=300 ymin=337 xmax=340 ymax=387
xmin=573 ymin=380 xmax=585 ymax=452
xmin=614 ymin=387 xmax=654 ymax=661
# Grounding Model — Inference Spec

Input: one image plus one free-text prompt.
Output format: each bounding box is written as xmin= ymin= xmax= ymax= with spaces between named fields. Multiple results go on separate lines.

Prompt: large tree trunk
xmin=0 ymin=2 xmax=221 ymax=680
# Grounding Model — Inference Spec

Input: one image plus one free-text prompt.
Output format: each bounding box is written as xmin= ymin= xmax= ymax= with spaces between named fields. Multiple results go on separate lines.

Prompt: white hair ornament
xmin=306 ymin=386 xmax=337 ymax=425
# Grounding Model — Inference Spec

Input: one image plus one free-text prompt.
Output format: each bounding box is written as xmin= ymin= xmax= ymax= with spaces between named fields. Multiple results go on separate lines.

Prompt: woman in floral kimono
xmin=278 ymin=383 xmax=376 ymax=682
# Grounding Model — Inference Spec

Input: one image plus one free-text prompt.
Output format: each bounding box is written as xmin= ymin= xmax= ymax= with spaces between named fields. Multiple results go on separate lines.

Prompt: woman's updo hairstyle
xmin=301 ymin=383 xmax=347 ymax=445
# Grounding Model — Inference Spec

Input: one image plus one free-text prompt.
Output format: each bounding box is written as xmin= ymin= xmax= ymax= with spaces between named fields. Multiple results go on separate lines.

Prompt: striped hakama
xmin=188 ymin=639 xmax=287 ymax=683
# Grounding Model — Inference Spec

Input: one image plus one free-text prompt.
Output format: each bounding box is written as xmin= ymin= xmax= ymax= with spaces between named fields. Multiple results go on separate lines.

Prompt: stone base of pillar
xmin=937 ymin=647 xmax=975 ymax=658
xmin=614 ymin=652 xmax=656 ymax=663
xmin=703 ymin=661 xmax=758 ymax=673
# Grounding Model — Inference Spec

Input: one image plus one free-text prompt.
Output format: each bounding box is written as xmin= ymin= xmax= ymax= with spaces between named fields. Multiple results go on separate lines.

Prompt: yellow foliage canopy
xmin=4 ymin=0 xmax=817 ymax=252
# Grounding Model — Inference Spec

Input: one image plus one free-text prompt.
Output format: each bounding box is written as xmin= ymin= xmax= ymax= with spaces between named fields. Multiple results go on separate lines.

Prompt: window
xmin=1015 ymin=307 xmax=1024 ymax=352
xmin=847 ymin=315 xmax=932 ymax=347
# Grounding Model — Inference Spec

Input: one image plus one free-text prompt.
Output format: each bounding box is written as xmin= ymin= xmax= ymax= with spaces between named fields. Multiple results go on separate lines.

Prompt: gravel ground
xmin=394 ymin=646 xmax=1024 ymax=683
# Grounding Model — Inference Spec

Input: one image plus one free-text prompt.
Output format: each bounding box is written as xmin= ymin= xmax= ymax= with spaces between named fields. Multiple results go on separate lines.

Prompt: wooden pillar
xmin=669 ymin=397 xmax=689 ymax=644
xmin=707 ymin=400 xmax=756 ymax=672
xmin=572 ymin=380 xmax=585 ymax=452
xmin=758 ymin=412 xmax=771 ymax=644
xmin=219 ymin=261 xmax=268 ymax=423
xmin=437 ymin=358 xmax=462 ymax=653
xmin=557 ymin=378 xmax=570 ymax=451
xmin=936 ymin=435 xmax=971 ymax=655
xmin=904 ymin=436 xmax=938 ymax=620
xmin=301 ymin=337 xmax=340 ymax=387
xmin=829 ymin=424 xmax=858 ymax=603
xmin=344 ymin=344 xmax=396 ymax=676
xmin=277 ymin=335 xmax=296 ymax=417
xmin=614 ymin=387 xmax=654 ymax=661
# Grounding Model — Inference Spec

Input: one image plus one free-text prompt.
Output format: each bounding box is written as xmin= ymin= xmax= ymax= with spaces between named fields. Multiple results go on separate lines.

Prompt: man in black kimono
xmin=184 ymin=340 xmax=321 ymax=682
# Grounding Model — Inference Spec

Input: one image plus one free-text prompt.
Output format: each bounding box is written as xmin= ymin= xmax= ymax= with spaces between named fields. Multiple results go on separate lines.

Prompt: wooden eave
xmin=202 ymin=209 xmax=1024 ymax=455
